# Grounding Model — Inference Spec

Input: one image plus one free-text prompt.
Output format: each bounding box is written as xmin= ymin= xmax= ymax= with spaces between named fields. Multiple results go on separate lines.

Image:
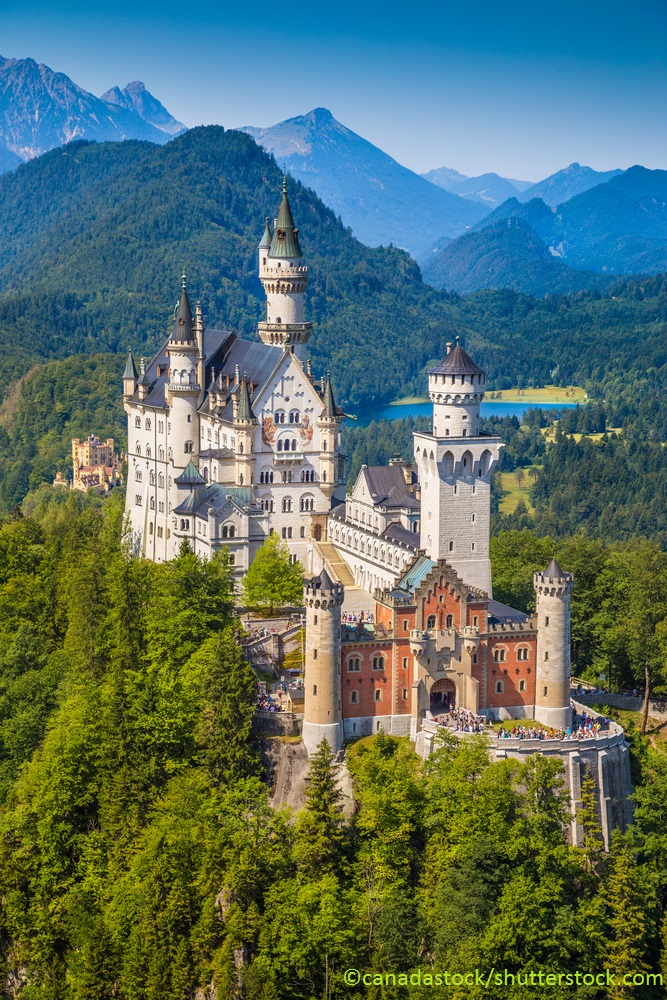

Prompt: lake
xmin=348 ymin=399 xmax=579 ymax=428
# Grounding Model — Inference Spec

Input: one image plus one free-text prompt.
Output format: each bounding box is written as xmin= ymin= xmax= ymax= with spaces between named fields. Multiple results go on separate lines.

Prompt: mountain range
xmin=423 ymin=162 xmax=624 ymax=210
xmin=0 ymin=56 xmax=184 ymax=167
xmin=422 ymin=167 xmax=667 ymax=295
xmin=240 ymin=108 xmax=487 ymax=260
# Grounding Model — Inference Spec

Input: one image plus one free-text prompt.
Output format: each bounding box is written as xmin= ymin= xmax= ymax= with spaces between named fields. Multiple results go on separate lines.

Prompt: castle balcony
xmin=274 ymin=450 xmax=303 ymax=462
xmin=168 ymin=382 xmax=201 ymax=393
xmin=260 ymin=265 xmax=308 ymax=277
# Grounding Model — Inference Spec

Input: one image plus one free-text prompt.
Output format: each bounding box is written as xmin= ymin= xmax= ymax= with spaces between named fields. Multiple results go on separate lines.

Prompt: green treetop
xmin=241 ymin=534 xmax=303 ymax=614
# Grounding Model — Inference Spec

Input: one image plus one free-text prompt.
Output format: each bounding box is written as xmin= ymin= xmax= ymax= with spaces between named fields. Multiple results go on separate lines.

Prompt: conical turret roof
xmin=322 ymin=372 xmax=338 ymax=419
xmin=259 ymin=217 xmax=272 ymax=250
xmin=543 ymin=557 xmax=565 ymax=579
xmin=269 ymin=178 xmax=302 ymax=259
xmin=236 ymin=373 xmax=255 ymax=421
xmin=171 ymin=273 xmax=194 ymax=344
xmin=429 ymin=340 xmax=484 ymax=377
xmin=174 ymin=460 xmax=206 ymax=488
xmin=123 ymin=348 xmax=138 ymax=380
xmin=318 ymin=567 xmax=335 ymax=592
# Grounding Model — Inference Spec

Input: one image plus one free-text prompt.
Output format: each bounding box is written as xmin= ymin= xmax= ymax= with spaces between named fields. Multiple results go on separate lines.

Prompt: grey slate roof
xmin=171 ymin=279 xmax=194 ymax=344
xmin=487 ymin=599 xmax=529 ymax=625
xmin=259 ymin=217 xmax=272 ymax=249
xmin=123 ymin=349 xmax=137 ymax=380
xmin=173 ymin=483 xmax=261 ymax=517
xmin=543 ymin=557 xmax=565 ymax=579
xmin=396 ymin=555 xmax=437 ymax=594
xmin=175 ymin=460 xmax=206 ymax=488
xmin=236 ymin=374 xmax=255 ymax=421
xmin=429 ymin=343 xmax=484 ymax=377
xmin=362 ymin=466 xmax=421 ymax=510
xmin=383 ymin=521 xmax=421 ymax=549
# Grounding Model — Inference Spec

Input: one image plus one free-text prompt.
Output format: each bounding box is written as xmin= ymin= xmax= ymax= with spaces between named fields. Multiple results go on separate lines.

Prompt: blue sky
xmin=2 ymin=0 xmax=666 ymax=179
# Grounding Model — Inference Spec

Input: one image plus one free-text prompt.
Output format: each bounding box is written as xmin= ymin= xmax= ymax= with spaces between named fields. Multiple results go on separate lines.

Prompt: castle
xmin=122 ymin=181 xmax=344 ymax=576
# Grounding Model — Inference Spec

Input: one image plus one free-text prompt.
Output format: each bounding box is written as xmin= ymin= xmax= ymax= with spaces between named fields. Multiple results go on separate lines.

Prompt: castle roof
xmin=171 ymin=275 xmax=194 ymax=344
xmin=236 ymin=374 xmax=255 ymax=421
xmin=487 ymin=599 xmax=529 ymax=625
xmin=173 ymin=483 xmax=261 ymax=517
xmin=543 ymin=557 xmax=565 ymax=579
xmin=123 ymin=349 xmax=138 ymax=380
xmin=259 ymin=216 xmax=272 ymax=250
xmin=396 ymin=554 xmax=437 ymax=594
xmin=361 ymin=465 xmax=420 ymax=510
xmin=429 ymin=343 xmax=484 ymax=377
xmin=175 ymin=460 xmax=206 ymax=488
xmin=269 ymin=180 xmax=302 ymax=259
xmin=318 ymin=567 xmax=335 ymax=592
xmin=321 ymin=372 xmax=344 ymax=419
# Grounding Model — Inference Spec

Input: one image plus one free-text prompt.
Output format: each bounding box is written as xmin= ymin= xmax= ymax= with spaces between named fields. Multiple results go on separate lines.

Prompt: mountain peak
xmin=101 ymin=81 xmax=185 ymax=136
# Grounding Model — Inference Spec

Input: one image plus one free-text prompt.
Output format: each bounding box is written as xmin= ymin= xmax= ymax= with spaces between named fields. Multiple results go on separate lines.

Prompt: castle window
xmin=146 ymin=445 xmax=152 ymax=458
xmin=287 ymin=527 xmax=293 ymax=538
xmin=277 ymin=440 xmax=282 ymax=452
xmin=448 ymin=540 xmax=454 ymax=552
xmin=471 ymin=513 xmax=476 ymax=523
xmin=374 ymin=689 xmax=382 ymax=702
xmin=159 ymin=502 xmax=164 ymax=513
xmin=543 ymin=686 xmax=548 ymax=696
xmin=372 ymin=655 xmax=384 ymax=671
xmin=239 ymin=474 xmax=244 ymax=485
xmin=157 ymin=526 xmax=163 ymax=538
xmin=519 ymin=680 xmax=527 ymax=692
xmin=351 ymin=691 xmax=359 ymax=704
xmin=282 ymin=497 xmax=292 ymax=513
xmin=187 ymin=414 xmax=192 ymax=423
xmin=544 ymin=651 xmax=549 ymax=661
xmin=427 ymin=615 xmax=436 ymax=629
xmin=204 ymin=469 xmax=209 ymax=481
xmin=179 ymin=518 xmax=189 ymax=530
xmin=314 ymin=615 xmax=318 ymax=625
xmin=134 ymin=416 xmax=141 ymax=428
xmin=282 ymin=527 xmax=287 ymax=538
xmin=135 ymin=495 xmax=142 ymax=506
xmin=403 ymin=657 xmax=409 ymax=668
xmin=158 ymin=447 xmax=165 ymax=461
xmin=289 ymin=410 xmax=300 ymax=424
xmin=472 ymin=652 xmax=478 ymax=664
xmin=348 ymin=658 xmax=361 ymax=672
xmin=313 ymin=649 xmax=318 ymax=660
xmin=136 ymin=444 xmax=141 ymax=456
xmin=275 ymin=410 xmax=286 ymax=424
xmin=402 ymin=688 xmax=408 ymax=699
xmin=493 ymin=648 xmax=506 ymax=663
xmin=473 ymin=615 xmax=478 ymax=627
xmin=149 ymin=497 xmax=155 ymax=510
xmin=545 ymin=616 xmax=549 ymax=626
xmin=136 ymin=469 xmax=143 ymax=483
xmin=300 ymin=526 xmax=305 ymax=538
xmin=185 ymin=441 xmax=194 ymax=453
xmin=159 ymin=421 xmax=164 ymax=433
xmin=145 ymin=418 xmax=151 ymax=431
xmin=446 ymin=614 xmax=453 ymax=628
xmin=495 ymin=680 xmax=504 ymax=693
xmin=471 ymin=542 xmax=475 ymax=552
xmin=403 ymin=620 xmax=408 ymax=631
xmin=149 ymin=523 xmax=153 ymax=535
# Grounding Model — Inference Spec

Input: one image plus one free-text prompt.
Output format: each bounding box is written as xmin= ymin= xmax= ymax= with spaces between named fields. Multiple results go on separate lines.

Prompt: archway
xmin=430 ymin=678 xmax=456 ymax=714
xmin=314 ymin=524 xmax=322 ymax=541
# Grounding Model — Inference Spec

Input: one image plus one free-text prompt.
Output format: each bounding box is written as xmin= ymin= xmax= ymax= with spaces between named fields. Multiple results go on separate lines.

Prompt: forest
xmin=0 ymin=491 xmax=666 ymax=999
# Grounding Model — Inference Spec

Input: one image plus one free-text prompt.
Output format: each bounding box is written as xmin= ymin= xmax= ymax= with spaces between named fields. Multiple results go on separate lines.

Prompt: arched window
xmin=351 ymin=690 xmax=359 ymax=704
xmin=158 ymin=447 xmax=165 ymax=461
xmin=372 ymin=655 xmax=384 ymax=671
xmin=149 ymin=497 xmax=155 ymax=510
xmin=426 ymin=615 xmax=436 ymax=629
xmin=229 ymin=525 xmax=235 ymax=538
xmin=136 ymin=444 xmax=141 ymax=456
xmin=282 ymin=497 xmax=292 ymax=513
xmin=135 ymin=495 xmax=142 ymax=506
xmin=348 ymin=658 xmax=361 ymax=672
xmin=149 ymin=523 xmax=153 ymax=534
xmin=291 ymin=439 xmax=297 ymax=451
xmin=184 ymin=441 xmax=194 ymax=453
xmin=448 ymin=540 xmax=454 ymax=552
xmin=374 ymin=689 xmax=382 ymax=702
xmin=446 ymin=614 xmax=453 ymax=628
xmin=146 ymin=445 xmax=151 ymax=458
xmin=135 ymin=416 xmax=141 ymax=428
xmin=495 ymin=680 xmax=504 ymax=693
xmin=145 ymin=418 xmax=151 ymax=430
xmin=179 ymin=518 xmax=189 ymax=530
xmin=158 ymin=473 xmax=164 ymax=488
xmin=239 ymin=474 xmax=244 ymax=485
xmin=289 ymin=409 xmax=300 ymax=424
xmin=149 ymin=471 xmax=156 ymax=485
xmin=136 ymin=469 xmax=143 ymax=483
xmin=493 ymin=648 xmax=506 ymax=663
xmin=275 ymin=410 xmax=285 ymax=424
xmin=204 ymin=468 xmax=209 ymax=481
xmin=277 ymin=440 xmax=283 ymax=452
xmin=519 ymin=679 xmax=527 ymax=692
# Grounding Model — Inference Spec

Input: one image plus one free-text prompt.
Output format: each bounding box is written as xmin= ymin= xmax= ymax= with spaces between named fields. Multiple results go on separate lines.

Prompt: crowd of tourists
xmin=256 ymin=691 xmax=283 ymax=713
xmin=436 ymin=707 xmax=487 ymax=734
xmin=497 ymin=712 xmax=606 ymax=741
xmin=342 ymin=611 xmax=374 ymax=624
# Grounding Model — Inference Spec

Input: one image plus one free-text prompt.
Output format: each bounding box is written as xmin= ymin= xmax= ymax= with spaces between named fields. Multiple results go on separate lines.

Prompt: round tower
xmin=233 ymin=372 xmax=257 ymax=487
xmin=316 ymin=373 xmax=343 ymax=499
xmin=302 ymin=569 xmax=344 ymax=756
xmin=165 ymin=274 xmax=201 ymax=473
xmin=428 ymin=336 xmax=486 ymax=438
xmin=534 ymin=558 xmax=574 ymax=729
xmin=257 ymin=179 xmax=311 ymax=364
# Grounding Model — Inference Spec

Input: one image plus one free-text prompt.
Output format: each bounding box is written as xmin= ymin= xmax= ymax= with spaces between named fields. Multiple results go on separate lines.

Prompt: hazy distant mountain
xmin=517 ymin=162 xmax=624 ymax=207
xmin=423 ymin=166 xmax=667 ymax=294
xmin=422 ymin=166 xmax=527 ymax=209
xmin=241 ymin=108 xmax=486 ymax=260
xmin=0 ymin=56 xmax=181 ymax=171
xmin=421 ymin=218 xmax=615 ymax=297
xmin=101 ymin=81 xmax=185 ymax=137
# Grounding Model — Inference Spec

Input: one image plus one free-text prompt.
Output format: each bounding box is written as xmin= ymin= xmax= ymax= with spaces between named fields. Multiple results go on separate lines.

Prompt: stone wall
xmin=253 ymin=711 xmax=302 ymax=737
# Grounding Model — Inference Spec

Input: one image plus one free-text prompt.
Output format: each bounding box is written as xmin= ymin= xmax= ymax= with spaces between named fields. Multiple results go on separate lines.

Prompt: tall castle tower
xmin=257 ymin=180 xmax=311 ymax=364
xmin=233 ymin=373 xmax=257 ymax=487
xmin=534 ymin=558 xmax=574 ymax=729
xmin=413 ymin=339 xmax=502 ymax=595
xmin=165 ymin=275 xmax=202 ymax=473
xmin=302 ymin=569 xmax=344 ymax=756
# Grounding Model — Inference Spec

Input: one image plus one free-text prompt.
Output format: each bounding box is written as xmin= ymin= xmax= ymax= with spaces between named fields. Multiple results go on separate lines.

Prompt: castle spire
xmin=259 ymin=216 xmax=272 ymax=250
xmin=322 ymin=372 xmax=338 ymax=419
xmin=236 ymin=372 xmax=255 ymax=422
xmin=123 ymin=348 xmax=138 ymax=381
xmin=269 ymin=178 xmax=302 ymax=258
xmin=171 ymin=274 xmax=194 ymax=344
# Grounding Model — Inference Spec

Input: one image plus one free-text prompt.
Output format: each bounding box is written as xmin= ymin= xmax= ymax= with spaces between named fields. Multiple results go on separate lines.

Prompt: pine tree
xmin=241 ymin=534 xmax=303 ymax=614
xmin=606 ymin=840 xmax=651 ymax=999
xmin=293 ymin=739 xmax=346 ymax=876
xmin=577 ymin=771 xmax=606 ymax=877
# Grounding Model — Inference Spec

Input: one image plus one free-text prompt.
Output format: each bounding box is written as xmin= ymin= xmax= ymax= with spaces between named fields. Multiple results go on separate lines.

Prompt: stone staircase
xmin=317 ymin=540 xmax=356 ymax=588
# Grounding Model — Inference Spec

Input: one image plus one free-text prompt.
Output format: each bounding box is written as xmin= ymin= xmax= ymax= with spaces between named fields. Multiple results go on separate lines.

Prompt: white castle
xmin=123 ymin=181 xmax=344 ymax=575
